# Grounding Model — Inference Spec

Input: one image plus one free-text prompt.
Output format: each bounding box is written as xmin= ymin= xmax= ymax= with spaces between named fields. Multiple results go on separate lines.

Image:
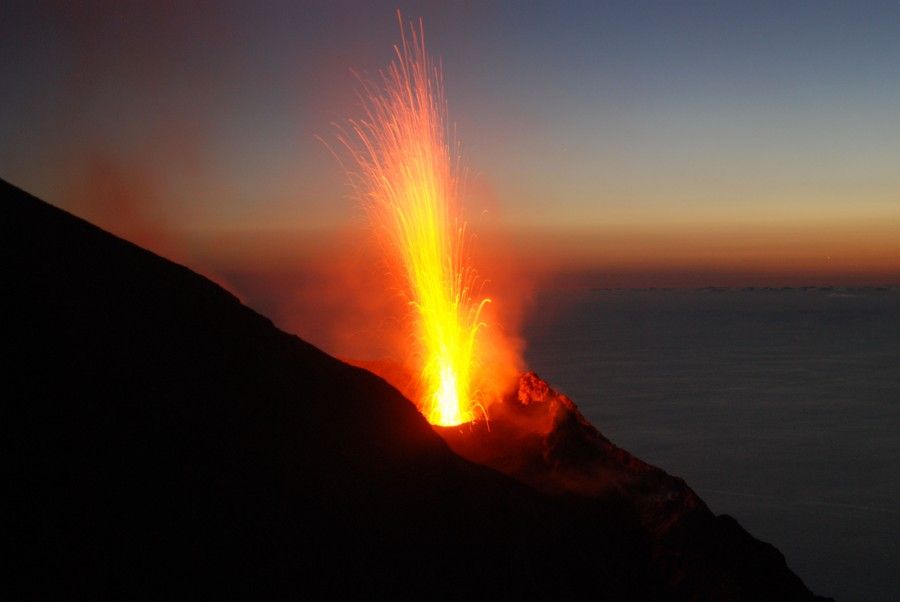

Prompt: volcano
xmin=6 ymin=178 xmax=831 ymax=600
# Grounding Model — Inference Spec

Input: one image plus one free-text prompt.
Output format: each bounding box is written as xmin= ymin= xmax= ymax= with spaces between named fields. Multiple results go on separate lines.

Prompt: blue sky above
xmin=1 ymin=1 xmax=898 ymax=278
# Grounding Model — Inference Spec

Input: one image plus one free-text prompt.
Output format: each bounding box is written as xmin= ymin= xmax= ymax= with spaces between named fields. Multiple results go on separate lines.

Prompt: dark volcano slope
xmin=5 ymin=179 xmax=650 ymax=599
xmin=5 ymin=178 xmax=823 ymax=600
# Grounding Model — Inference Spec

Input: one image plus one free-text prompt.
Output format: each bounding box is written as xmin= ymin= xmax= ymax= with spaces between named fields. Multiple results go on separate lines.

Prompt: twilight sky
xmin=2 ymin=1 xmax=899 ymax=285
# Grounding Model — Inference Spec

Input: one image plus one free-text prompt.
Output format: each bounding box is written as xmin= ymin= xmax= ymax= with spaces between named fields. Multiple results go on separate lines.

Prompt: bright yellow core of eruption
xmin=340 ymin=15 xmax=487 ymax=426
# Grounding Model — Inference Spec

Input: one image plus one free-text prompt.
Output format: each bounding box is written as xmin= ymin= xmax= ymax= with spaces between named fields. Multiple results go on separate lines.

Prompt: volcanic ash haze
xmin=332 ymin=12 xmax=522 ymax=426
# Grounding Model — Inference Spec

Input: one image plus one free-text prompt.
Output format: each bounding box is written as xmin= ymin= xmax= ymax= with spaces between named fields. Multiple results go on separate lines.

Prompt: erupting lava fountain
xmin=334 ymin=14 xmax=516 ymax=426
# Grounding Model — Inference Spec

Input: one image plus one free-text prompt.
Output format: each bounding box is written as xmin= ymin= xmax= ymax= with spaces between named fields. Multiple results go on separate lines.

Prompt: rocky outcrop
xmin=439 ymin=372 xmax=831 ymax=600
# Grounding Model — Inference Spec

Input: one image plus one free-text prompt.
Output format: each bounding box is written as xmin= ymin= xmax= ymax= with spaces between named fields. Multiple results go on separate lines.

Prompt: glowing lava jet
xmin=337 ymin=15 xmax=491 ymax=426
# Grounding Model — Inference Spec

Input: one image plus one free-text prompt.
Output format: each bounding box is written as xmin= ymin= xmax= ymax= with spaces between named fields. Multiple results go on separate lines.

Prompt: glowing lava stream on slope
xmin=335 ymin=14 xmax=500 ymax=426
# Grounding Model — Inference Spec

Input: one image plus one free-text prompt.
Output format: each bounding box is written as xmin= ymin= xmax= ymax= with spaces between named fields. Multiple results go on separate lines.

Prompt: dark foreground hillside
xmin=5 ymin=179 xmax=828 ymax=600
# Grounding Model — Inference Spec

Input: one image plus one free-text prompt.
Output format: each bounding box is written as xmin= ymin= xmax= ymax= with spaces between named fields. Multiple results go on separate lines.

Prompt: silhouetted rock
xmin=440 ymin=372 xmax=831 ymax=600
xmin=5 ymin=178 xmax=830 ymax=600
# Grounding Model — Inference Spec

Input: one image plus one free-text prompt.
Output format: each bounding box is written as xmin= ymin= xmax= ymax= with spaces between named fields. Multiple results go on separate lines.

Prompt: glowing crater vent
xmin=338 ymin=14 xmax=488 ymax=426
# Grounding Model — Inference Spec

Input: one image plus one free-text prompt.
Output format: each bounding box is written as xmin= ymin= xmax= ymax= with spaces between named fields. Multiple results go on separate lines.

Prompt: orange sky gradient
xmin=1 ymin=3 xmax=898 ymax=289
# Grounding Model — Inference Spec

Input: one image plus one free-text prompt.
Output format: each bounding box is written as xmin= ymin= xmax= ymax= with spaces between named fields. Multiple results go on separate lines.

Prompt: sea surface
xmin=522 ymin=287 xmax=899 ymax=602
